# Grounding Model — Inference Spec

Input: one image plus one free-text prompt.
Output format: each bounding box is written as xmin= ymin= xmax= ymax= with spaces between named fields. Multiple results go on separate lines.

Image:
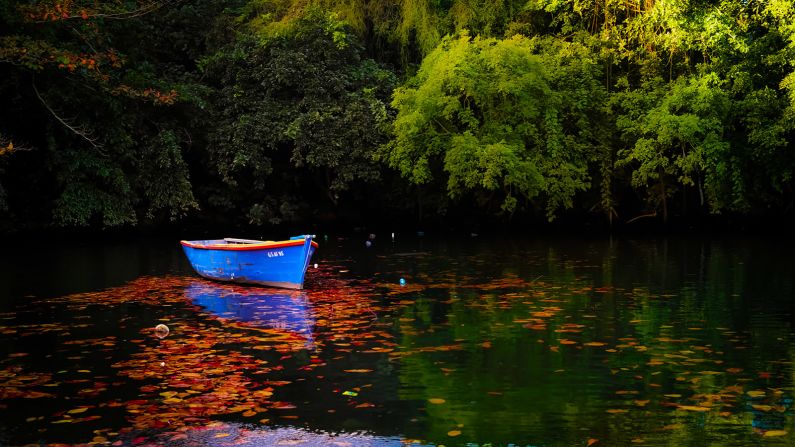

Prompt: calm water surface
xmin=1 ymin=234 xmax=793 ymax=446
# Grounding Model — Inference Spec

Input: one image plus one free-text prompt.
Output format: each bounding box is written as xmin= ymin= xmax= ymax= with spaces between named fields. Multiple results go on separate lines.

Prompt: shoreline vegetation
xmin=1 ymin=0 xmax=794 ymax=235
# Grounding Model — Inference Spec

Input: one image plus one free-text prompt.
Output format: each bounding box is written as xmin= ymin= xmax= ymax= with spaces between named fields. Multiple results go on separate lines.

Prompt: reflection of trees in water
xmin=386 ymin=237 xmax=794 ymax=445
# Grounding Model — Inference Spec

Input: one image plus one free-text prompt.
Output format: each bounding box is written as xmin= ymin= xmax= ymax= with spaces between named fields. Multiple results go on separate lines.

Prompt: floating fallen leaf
xmin=428 ymin=398 xmax=446 ymax=404
xmin=447 ymin=430 xmax=461 ymax=437
xmin=343 ymin=369 xmax=373 ymax=373
xmin=678 ymin=405 xmax=711 ymax=412
xmin=763 ymin=430 xmax=788 ymax=437
xmin=587 ymin=439 xmax=599 ymax=446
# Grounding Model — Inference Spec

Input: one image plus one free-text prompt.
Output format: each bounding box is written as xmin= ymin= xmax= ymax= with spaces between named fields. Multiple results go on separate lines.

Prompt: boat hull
xmin=180 ymin=236 xmax=317 ymax=289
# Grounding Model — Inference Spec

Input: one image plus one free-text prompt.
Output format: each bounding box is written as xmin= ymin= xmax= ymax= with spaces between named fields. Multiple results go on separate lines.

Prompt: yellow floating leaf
xmin=343 ymin=369 xmax=373 ymax=373
xmin=606 ymin=409 xmax=627 ymax=414
xmin=763 ymin=430 xmax=788 ymax=437
xmin=747 ymin=390 xmax=766 ymax=398
xmin=751 ymin=405 xmax=772 ymax=412
xmin=214 ymin=433 xmax=231 ymax=438
xmin=428 ymin=398 xmax=446 ymax=404
xmin=447 ymin=430 xmax=461 ymax=437
xmin=678 ymin=405 xmax=711 ymax=412
xmin=242 ymin=410 xmax=257 ymax=417
xmin=67 ymin=408 xmax=88 ymax=414
xmin=583 ymin=342 xmax=607 ymax=347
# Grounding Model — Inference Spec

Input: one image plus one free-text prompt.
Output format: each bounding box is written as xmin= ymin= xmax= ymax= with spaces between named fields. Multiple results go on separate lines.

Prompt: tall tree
xmin=201 ymin=7 xmax=395 ymax=224
xmin=0 ymin=0 xmax=204 ymax=227
xmin=383 ymin=33 xmax=607 ymax=220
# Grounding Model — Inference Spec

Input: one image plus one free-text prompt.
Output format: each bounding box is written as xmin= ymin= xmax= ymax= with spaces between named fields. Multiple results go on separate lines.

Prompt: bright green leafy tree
xmin=383 ymin=33 xmax=606 ymax=220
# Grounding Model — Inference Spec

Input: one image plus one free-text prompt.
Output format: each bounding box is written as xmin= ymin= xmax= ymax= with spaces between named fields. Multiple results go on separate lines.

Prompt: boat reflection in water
xmin=185 ymin=281 xmax=315 ymax=348
xmin=154 ymin=423 xmax=426 ymax=447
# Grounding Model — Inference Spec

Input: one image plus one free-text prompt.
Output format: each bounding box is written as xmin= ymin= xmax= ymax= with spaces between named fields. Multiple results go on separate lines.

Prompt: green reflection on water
xmin=375 ymin=237 xmax=794 ymax=446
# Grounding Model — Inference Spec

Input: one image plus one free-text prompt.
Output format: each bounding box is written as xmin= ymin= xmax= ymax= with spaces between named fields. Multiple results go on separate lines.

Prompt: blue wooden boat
xmin=180 ymin=235 xmax=318 ymax=289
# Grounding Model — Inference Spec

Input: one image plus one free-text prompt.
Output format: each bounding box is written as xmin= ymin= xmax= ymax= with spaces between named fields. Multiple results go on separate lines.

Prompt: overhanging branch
xmin=32 ymin=79 xmax=104 ymax=153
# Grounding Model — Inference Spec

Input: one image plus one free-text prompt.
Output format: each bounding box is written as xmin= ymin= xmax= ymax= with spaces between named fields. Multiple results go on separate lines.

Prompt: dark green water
xmin=1 ymin=235 xmax=793 ymax=446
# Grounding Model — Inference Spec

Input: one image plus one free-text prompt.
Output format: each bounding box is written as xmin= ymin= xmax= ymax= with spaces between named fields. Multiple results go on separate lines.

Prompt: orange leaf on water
xmin=447 ymin=430 xmax=461 ymax=437
xmin=428 ymin=398 xmax=446 ymax=404
xmin=587 ymin=439 xmax=599 ymax=446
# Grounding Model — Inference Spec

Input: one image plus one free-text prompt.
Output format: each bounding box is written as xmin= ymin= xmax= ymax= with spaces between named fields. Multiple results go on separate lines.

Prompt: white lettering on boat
xmin=267 ymin=250 xmax=284 ymax=258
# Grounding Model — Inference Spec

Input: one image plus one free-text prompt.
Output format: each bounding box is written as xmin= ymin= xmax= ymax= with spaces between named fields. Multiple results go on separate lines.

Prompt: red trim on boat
xmin=181 ymin=239 xmax=319 ymax=251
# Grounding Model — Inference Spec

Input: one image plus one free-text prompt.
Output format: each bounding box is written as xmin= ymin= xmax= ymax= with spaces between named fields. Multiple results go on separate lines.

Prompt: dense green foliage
xmin=384 ymin=33 xmax=605 ymax=219
xmin=1 ymin=0 xmax=793 ymax=231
